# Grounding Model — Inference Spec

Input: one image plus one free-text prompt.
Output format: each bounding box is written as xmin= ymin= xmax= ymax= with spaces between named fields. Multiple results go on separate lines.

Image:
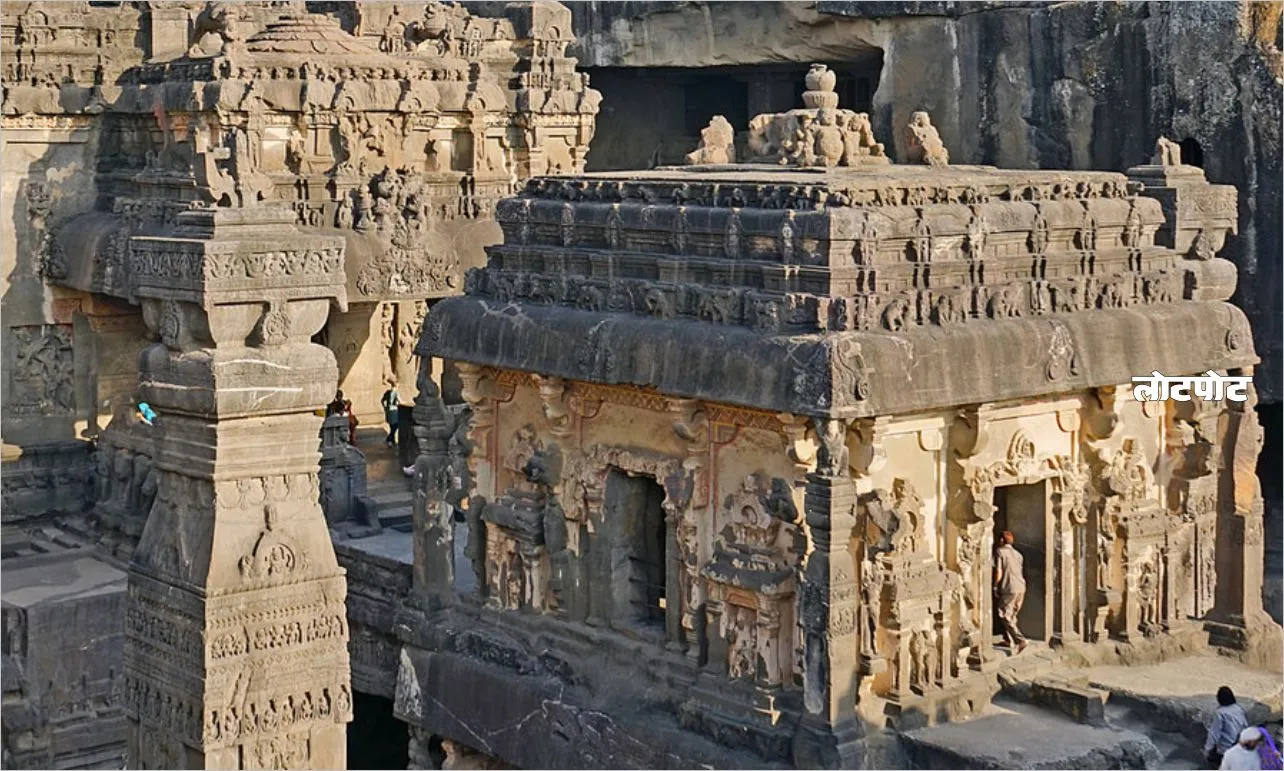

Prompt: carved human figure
xmin=1137 ymin=561 xmax=1159 ymax=632
xmin=812 ymin=108 xmax=845 ymax=167
xmin=95 ymin=442 xmax=115 ymax=503
xmin=841 ymin=112 xmax=884 ymax=164
xmin=1096 ymin=524 xmax=1114 ymax=590
xmin=727 ymin=605 xmax=757 ymax=680
xmin=911 ymin=628 xmax=937 ymax=691
xmin=111 ymin=448 xmax=134 ymax=508
xmin=905 ymin=111 xmax=949 ymax=166
xmin=684 ymin=115 xmax=736 ymax=165
xmin=892 ymin=479 xmax=925 ymax=554
xmin=503 ymin=425 xmax=542 ymax=487
xmin=814 ymin=419 xmax=849 ymax=477
xmin=128 ymin=453 xmax=151 ymax=513
xmin=335 ymin=194 xmax=353 ymax=230
xmin=859 ymin=553 xmax=884 ymax=656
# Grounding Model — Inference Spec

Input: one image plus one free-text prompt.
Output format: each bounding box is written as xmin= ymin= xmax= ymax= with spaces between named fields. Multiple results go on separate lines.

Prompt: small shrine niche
xmin=701 ymin=474 xmax=803 ymax=689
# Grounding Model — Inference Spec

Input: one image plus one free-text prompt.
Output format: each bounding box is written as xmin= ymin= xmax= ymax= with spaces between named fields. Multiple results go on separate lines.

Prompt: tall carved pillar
xmin=1050 ymin=448 xmax=1088 ymax=646
xmin=455 ymin=363 xmax=498 ymax=600
xmin=411 ymin=354 xmax=457 ymax=600
xmin=670 ymin=398 xmax=709 ymax=656
xmin=1207 ymin=369 xmax=1279 ymax=654
xmin=793 ymin=418 xmax=863 ymax=769
xmin=951 ymin=406 xmax=1000 ymax=670
xmin=122 ymin=207 xmax=352 ymax=769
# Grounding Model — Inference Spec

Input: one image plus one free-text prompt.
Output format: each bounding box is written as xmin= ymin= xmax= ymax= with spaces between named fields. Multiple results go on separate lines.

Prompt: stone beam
xmin=121 ymin=204 xmax=353 ymax=769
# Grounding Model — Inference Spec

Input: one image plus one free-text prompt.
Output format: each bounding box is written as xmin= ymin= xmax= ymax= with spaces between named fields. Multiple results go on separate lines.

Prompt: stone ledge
xmin=422 ymin=296 xmax=1257 ymax=417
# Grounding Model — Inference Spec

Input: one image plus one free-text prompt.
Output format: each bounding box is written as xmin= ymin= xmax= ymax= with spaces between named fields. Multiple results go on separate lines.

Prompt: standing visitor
xmin=1256 ymin=726 xmax=1282 ymax=770
xmin=993 ymin=530 xmax=1028 ymax=654
xmin=344 ymin=399 xmax=359 ymax=446
xmin=327 ymin=389 xmax=346 ymax=417
xmin=1206 ymin=687 xmax=1251 ymax=768
xmin=381 ymin=380 xmax=401 ymax=448
xmin=1221 ymin=727 xmax=1265 ymax=770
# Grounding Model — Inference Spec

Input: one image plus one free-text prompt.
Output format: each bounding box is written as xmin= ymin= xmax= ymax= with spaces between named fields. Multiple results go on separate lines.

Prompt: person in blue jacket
xmin=135 ymin=401 xmax=158 ymax=426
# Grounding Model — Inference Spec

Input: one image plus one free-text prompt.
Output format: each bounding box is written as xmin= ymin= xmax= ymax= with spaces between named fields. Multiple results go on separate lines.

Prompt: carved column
xmin=122 ymin=206 xmax=352 ymax=769
xmin=951 ymin=405 xmax=1000 ymax=670
xmin=793 ymin=418 xmax=863 ymax=769
xmin=1207 ymin=369 xmax=1278 ymax=649
xmin=411 ymin=354 xmax=457 ymax=600
xmin=456 ymin=363 xmax=497 ymax=599
xmin=671 ymin=398 xmax=709 ymax=657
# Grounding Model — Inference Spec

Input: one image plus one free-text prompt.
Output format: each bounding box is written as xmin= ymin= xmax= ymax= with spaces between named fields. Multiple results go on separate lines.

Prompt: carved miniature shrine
xmin=410 ymin=71 xmax=1280 ymax=766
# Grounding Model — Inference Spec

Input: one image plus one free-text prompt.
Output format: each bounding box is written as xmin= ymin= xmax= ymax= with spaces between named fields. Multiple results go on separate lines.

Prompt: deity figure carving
xmin=684 ymin=115 xmax=735 ymax=165
xmin=905 ymin=111 xmax=949 ymax=166
xmin=1096 ymin=527 xmax=1114 ymax=590
xmin=1137 ymin=561 xmax=1160 ymax=634
xmin=890 ymin=479 xmax=926 ymax=555
xmin=1102 ymin=438 xmax=1151 ymax=503
xmin=812 ymin=109 xmax=845 ymax=167
xmin=859 ymin=553 xmax=884 ymax=656
xmin=910 ymin=628 xmax=937 ymax=692
xmin=727 ymin=606 xmax=757 ymax=680
xmin=814 ymin=419 xmax=849 ymax=477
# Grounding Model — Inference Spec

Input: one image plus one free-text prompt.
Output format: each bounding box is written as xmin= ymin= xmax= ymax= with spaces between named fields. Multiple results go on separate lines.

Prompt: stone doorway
xmin=604 ymin=469 xmax=668 ymax=630
xmin=993 ymin=482 xmax=1051 ymax=643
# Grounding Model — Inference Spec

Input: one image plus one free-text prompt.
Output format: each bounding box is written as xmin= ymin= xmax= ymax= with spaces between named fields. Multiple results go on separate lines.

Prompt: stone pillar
xmin=1207 ymin=369 xmax=1280 ymax=657
xmin=792 ymin=419 xmax=863 ymax=769
xmin=411 ymin=357 xmax=456 ymax=600
xmin=122 ymin=206 xmax=352 ymax=769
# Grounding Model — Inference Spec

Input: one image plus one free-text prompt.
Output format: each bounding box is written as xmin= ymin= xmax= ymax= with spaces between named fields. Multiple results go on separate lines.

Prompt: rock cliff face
xmin=555 ymin=0 xmax=1281 ymax=405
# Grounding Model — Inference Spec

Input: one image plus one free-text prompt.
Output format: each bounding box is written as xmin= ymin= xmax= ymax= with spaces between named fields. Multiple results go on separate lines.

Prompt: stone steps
xmin=368 ymin=479 xmax=414 ymax=532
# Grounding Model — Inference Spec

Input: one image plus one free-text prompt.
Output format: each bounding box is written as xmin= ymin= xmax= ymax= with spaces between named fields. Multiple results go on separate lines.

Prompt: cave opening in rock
xmin=1179 ymin=137 xmax=1204 ymax=168
xmin=347 ymin=691 xmax=410 ymax=770
xmin=584 ymin=55 xmax=884 ymax=172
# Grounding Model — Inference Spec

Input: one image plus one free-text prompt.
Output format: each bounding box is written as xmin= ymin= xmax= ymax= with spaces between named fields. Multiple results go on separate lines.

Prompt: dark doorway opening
xmin=684 ymin=75 xmax=749 ymax=138
xmin=1179 ymin=137 xmax=1204 ymax=168
xmin=347 ymin=692 xmax=409 ymax=770
xmin=992 ymin=483 xmax=1050 ymax=643
xmin=604 ymin=469 xmax=667 ymax=629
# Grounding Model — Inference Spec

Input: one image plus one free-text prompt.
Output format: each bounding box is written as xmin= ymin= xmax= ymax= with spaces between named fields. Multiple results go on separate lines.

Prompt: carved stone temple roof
xmin=421 ymin=161 xmax=1255 ymax=418
xmin=240 ymin=12 xmax=382 ymax=57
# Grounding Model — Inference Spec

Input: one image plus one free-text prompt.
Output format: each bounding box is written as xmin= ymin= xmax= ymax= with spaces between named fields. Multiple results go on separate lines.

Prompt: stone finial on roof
xmin=803 ymin=63 xmax=838 ymax=109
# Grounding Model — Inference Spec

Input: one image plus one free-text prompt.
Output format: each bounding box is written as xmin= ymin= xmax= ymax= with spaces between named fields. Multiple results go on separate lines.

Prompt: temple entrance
xmin=992 ymin=482 xmax=1051 ymax=643
xmin=603 ymin=469 xmax=667 ymax=630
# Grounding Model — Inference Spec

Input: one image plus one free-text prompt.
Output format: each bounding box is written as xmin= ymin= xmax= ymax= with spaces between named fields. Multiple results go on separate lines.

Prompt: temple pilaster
xmin=122 ymin=205 xmax=352 ymax=769
xmin=792 ymin=418 xmax=863 ymax=768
